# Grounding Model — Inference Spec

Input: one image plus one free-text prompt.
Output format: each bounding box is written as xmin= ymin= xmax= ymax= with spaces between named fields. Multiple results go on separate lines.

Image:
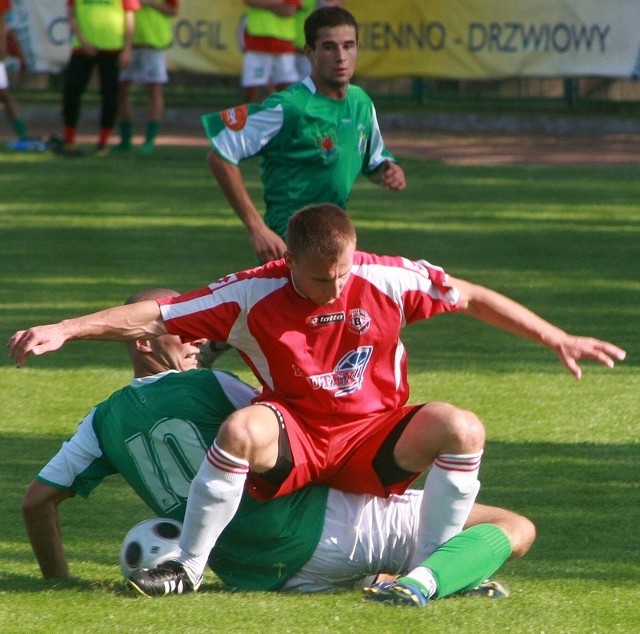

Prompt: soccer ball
xmin=119 ymin=518 xmax=182 ymax=579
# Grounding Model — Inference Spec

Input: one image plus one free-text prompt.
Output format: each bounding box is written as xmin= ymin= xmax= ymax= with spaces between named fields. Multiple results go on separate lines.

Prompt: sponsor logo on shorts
xmin=221 ymin=105 xmax=248 ymax=131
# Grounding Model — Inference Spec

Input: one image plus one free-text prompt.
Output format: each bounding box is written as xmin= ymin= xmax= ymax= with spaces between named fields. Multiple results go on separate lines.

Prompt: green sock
xmin=400 ymin=524 xmax=512 ymax=599
xmin=118 ymin=121 xmax=133 ymax=148
xmin=144 ymin=120 xmax=160 ymax=145
xmin=13 ymin=118 xmax=28 ymax=140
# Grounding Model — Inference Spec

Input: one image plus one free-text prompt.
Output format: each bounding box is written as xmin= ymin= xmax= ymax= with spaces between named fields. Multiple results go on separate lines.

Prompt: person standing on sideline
xmin=203 ymin=6 xmax=405 ymax=264
xmin=55 ymin=0 xmax=139 ymax=156
xmin=0 ymin=0 xmax=37 ymax=149
xmin=241 ymin=0 xmax=302 ymax=104
xmin=8 ymin=204 xmax=625 ymax=602
xmin=116 ymin=0 xmax=178 ymax=154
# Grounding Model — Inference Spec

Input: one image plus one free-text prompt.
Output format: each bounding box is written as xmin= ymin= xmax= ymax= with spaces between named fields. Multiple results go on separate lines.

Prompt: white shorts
xmin=241 ymin=51 xmax=299 ymax=88
xmin=294 ymin=52 xmax=311 ymax=81
xmin=280 ymin=488 xmax=422 ymax=592
xmin=0 ymin=62 xmax=8 ymax=90
xmin=119 ymin=48 xmax=169 ymax=84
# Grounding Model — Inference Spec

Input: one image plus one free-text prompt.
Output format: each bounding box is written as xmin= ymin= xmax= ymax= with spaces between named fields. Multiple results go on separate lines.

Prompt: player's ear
xmin=134 ymin=338 xmax=154 ymax=353
xmin=284 ymin=251 xmax=294 ymax=270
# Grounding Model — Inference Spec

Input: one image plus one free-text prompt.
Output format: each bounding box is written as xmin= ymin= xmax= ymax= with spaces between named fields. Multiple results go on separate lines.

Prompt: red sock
xmin=64 ymin=126 xmax=77 ymax=146
xmin=98 ymin=128 xmax=111 ymax=147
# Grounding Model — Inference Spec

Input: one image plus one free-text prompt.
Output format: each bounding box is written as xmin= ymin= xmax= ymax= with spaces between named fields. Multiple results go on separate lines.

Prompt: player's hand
xmin=554 ymin=335 xmax=626 ymax=379
xmin=7 ymin=325 xmax=68 ymax=368
xmin=250 ymin=227 xmax=287 ymax=263
xmin=79 ymin=41 xmax=99 ymax=57
xmin=379 ymin=160 xmax=406 ymax=192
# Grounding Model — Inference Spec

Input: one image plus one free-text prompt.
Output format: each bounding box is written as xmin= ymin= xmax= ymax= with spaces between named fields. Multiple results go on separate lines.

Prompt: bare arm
xmin=451 ymin=276 xmax=626 ymax=379
xmin=7 ymin=300 xmax=165 ymax=367
xmin=0 ymin=13 xmax=6 ymax=57
xmin=119 ymin=9 xmax=136 ymax=69
xmin=207 ymin=149 xmax=286 ymax=262
xmin=22 ymin=481 xmax=74 ymax=579
xmin=368 ymin=159 xmax=406 ymax=192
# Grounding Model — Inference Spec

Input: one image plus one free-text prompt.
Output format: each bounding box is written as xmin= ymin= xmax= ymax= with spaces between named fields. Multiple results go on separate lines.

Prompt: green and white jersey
xmin=37 ymin=369 xmax=329 ymax=590
xmin=202 ymin=77 xmax=396 ymax=238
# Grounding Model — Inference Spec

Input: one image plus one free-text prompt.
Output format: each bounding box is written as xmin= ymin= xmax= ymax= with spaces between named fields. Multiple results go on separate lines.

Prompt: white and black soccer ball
xmin=119 ymin=518 xmax=182 ymax=579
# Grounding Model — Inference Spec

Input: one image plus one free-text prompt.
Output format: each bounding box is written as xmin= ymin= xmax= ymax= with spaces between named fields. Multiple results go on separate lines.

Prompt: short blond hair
xmin=286 ymin=203 xmax=356 ymax=259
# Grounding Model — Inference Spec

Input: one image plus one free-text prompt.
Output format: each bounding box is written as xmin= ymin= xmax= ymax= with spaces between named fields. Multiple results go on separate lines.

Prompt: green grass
xmin=0 ymin=143 xmax=639 ymax=633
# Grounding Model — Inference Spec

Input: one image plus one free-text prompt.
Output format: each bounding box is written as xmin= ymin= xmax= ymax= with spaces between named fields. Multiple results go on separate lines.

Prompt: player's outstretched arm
xmin=7 ymin=300 xmax=165 ymax=368
xmin=451 ymin=277 xmax=626 ymax=379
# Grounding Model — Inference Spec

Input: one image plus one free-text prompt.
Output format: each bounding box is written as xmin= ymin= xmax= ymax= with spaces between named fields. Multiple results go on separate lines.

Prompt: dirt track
xmin=383 ymin=132 xmax=640 ymax=166
xmin=134 ymin=126 xmax=640 ymax=166
xmin=6 ymin=112 xmax=640 ymax=166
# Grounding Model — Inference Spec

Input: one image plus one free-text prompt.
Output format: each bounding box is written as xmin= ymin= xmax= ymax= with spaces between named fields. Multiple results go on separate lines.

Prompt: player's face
xmin=307 ymin=25 xmax=358 ymax=96
xmin=150 ymin=333 xmax=205 ymax=371
xmin=287 ymin=245 xmax=355 ymax=305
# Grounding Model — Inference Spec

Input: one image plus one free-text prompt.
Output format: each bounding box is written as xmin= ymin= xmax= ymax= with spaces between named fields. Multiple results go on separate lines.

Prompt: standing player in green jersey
xmin=202 ymin=5 xmax=406 ymax=264
xmin=21 ymin=288 xmax=535 ymax=601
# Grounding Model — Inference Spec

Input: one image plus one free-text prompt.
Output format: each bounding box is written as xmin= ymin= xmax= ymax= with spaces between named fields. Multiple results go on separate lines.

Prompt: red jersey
xmin=158 ymin=252 xmax=460 ymax=427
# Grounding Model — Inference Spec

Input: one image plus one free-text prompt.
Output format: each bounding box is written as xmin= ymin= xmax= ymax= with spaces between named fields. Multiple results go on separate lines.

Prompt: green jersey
xmin=202 ymin=77 xmax=397 ymax=239
xmin=37 ymin=369 xmax=329 ymax=590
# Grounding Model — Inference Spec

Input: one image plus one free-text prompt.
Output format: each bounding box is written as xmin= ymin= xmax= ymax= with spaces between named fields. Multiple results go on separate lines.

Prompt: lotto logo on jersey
xmin=221 ymin=105 xmax=248 ymax=131
xmin=305 ymin=346 xmax=373 ymax=397
xmin=307 ymin=312 xmax=345 ymax=327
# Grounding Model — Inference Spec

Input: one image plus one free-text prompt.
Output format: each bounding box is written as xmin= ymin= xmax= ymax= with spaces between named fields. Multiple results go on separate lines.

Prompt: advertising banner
xmin=10 ymin=0 xmax=640 ymax=79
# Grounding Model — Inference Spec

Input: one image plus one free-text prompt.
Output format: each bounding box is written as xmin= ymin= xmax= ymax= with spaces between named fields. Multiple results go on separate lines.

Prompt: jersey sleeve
xmin=355 ymin=252 xmax=461 ymax=325
xmin=201 ymin=101 xmax=286 ymax=165
xmin=401 ymin=258 xmax=460 ymax=323
xmin=36 ymin=409 xmax=116 ymax=498
xmin=362 ymin=102 xmax=397 ymax=175
xmin=211 ymin=370 xmax=259 ymax=409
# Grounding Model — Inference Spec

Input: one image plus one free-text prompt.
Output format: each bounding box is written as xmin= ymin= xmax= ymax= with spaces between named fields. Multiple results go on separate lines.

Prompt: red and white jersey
xmin=158 ymin=252 xmax=460 ymax=425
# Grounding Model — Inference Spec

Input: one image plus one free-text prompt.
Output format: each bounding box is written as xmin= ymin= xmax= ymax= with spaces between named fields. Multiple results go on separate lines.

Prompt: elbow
xmin=21 ymin=486 xmax=45 ymax=522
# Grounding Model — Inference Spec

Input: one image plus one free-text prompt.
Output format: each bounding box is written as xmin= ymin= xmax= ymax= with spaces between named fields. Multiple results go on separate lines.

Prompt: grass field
xmin=0 ymin=142 xmax=639 ymax=633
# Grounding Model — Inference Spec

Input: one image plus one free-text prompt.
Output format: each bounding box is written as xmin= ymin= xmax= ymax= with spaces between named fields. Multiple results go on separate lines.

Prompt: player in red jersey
xmin=8 ymin=204 xmax=626 ymax=599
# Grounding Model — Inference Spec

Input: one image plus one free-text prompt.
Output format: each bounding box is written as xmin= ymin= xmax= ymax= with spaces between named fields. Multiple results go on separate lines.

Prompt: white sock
xmin=177 ymin=440 xmax=248 ymax=584
xmin=402 ymin=567 xmax=438 ymax=599
xmin=408 ymin=451 xmax=482 ymax=568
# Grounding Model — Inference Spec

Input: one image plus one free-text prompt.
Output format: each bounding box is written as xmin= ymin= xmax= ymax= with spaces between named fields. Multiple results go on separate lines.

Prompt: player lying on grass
xmin=21 ymin=289 xmax=535 ymax=605
xmin=11 ymin=205 xmax=623 ymax=607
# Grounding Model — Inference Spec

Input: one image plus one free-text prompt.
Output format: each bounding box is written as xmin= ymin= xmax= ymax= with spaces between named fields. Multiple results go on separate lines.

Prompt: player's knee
xmin=508 ymin=514 xmax=537 ymax=559
xmin=217 ymin=407 xmax=279 ymax=458
xmin=427 ymin=402 xmax=485 ymax=452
